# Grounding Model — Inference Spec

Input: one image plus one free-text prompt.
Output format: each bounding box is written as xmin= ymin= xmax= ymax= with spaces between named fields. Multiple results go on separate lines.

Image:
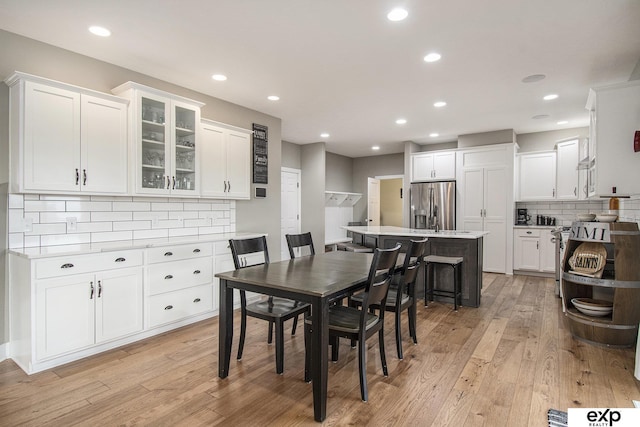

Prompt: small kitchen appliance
xmin=516 ymin=208 xmax=530 ymax=225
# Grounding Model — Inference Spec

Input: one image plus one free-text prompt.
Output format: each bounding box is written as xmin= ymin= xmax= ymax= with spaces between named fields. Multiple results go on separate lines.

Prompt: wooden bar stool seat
xmin=424 ymin=255 xmax=463 ymax=311
xmin=336 ymin=242 xmax=374 ymax=253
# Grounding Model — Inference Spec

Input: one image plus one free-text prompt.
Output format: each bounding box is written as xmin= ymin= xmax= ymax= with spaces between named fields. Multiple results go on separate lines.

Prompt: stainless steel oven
xmin=551 ymin=226 xmax=571 ymax=298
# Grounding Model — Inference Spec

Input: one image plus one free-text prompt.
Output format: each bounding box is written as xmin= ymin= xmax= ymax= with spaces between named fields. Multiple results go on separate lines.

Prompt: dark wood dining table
xmin=216 ymin=250 xmax=377 ymax=422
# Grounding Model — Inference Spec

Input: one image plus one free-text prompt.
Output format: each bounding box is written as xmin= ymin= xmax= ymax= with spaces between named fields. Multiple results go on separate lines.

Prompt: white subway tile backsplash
xmin=151 ymin=202 xmax=183 ymax=211
xmin=8 ymin=193 xmax=23 ymax=209
xmin=24 ymin=200 xmax=65 ymax=212
xmin=66 ymin=201 xmax=112 ymax=212
xmin=8 ymin=193 xmax=236 ymax=248
xmin=40 ymin=233 xmax=90 ymax=246
xmin=91 ymin=211 xmax=133 ymax=222
xmin=133 ymin=229 xmax=168 ymax=240
xmin=91 ymin=231 xmax=133 ymax=242
xmin=113 ymin=221 xmax=151 ymax=231
xmin=113 ymin=201 xmax=151 ymax=211
xmin=41 ymin=212 xmax=91 ymax=223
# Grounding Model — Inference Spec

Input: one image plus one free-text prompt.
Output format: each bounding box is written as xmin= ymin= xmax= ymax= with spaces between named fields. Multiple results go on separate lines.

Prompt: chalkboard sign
xmin=253 ymin=123 xmax=268 ymax=184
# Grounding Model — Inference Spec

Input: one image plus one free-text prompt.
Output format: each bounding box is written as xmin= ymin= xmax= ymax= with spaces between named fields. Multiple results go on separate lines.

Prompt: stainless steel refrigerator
xmin=410 ymin=181 xmax=456 ymax=230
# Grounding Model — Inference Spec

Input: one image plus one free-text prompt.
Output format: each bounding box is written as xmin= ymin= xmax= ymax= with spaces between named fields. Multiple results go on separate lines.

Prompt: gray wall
xmin=281 ymin=140 xmax=301 ymax=169
xmin=301 ymin=143 xmax=326 ymax=247
xmin=325 ymin=152 xmax=353 ymax=192
xmin=352 ymin=153 xmax=404 ymax=223
xmin=516 ymin=127 xmax=588 ymax=152
xmin=0 ymin=185 xmax=6 ymax=346
xmin=458 ymin=129 xmax=515 ymax=148
xmin=0 ymin=29 xmax=284 ymax=349
xmin=414 ymin=141 xmax=458 ymax=152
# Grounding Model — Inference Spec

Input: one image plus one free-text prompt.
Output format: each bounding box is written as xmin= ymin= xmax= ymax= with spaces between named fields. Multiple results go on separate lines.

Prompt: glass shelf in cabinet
xmin=142 ymin=119 xmax=165 ymax=127
xmin=142 ymin=164 xmax=164 ymax=170
xmin=142 ymin=139 xmax=165 ymax=146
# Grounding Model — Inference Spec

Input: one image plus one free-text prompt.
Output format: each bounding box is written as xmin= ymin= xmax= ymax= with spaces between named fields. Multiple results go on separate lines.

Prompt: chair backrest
xmin=229 ymin=236 xmax=270 ymax=270
xmin=286 ymin=232 xmax=315 ymax=259
xmin=361 ymin=245 xmax=401 ymax=314
xmin=401 ymin=238 xmax=428 ymax=287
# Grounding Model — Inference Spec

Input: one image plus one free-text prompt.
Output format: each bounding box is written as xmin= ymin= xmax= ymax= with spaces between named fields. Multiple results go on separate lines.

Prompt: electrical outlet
xmin=177 ymin=215 xmax=184 ymax=225
xmin=23 ymin=217 xmax=33 ymax=232
xmin=66 ymin=217 xmax=77 ymax=232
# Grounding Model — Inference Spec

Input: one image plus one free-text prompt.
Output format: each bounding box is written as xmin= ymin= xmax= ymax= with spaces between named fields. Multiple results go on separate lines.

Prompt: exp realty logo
xmin=568 ymin=408 xmax=640 ymax=426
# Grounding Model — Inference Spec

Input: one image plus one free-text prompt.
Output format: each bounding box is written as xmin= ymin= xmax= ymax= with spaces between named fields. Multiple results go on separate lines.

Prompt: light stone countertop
xmin=8 ymin=232 xmax=266 ymax=259
xmin=341 ymin=225 xmax=488 ymax=239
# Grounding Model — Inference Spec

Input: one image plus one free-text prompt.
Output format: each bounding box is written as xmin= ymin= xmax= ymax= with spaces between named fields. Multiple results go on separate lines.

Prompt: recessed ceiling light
xmin=433 ymin=101 xmax=447 ymax=108
xmin=372 ymin=146 xmax=380 ymax=150
xmin=423 ymin=53 xmax=442 ymax=63
xmin=557 ymin=120 xmax=569 ymax=125
xmin=395 ymin=118 xmax=407 ymax=125
xmin=88 ymin=26 xmax=111 ymax=37
xmin=387 ymin=8 xmax=408 ymax=21
xmin=429 ymin=133 xmax=439 ymax=137
xmin=522 ymin=74 xmax=546 ymax=83
xmin=211 ymin=74 xmax=227 ymax=81
xmin=320 ymin=133 xmax=330 ymax=138
xmin=267 ymin=95 xmax=280 ymax=101
xmin=532 ymin=114 xmax=550 ymax=120
xmin=543 ymin=94 xmax=559 ymax=101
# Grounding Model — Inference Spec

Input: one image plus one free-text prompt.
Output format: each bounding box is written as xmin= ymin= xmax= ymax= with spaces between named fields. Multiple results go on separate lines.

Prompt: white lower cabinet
xmin=513 ymin=228 xmax=555 ymax=273
xmin=145 ymin=243 xmax=214 ymax=328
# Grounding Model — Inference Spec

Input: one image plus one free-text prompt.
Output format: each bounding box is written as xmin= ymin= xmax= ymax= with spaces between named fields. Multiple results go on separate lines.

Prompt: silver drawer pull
xmin=164 ymin=305 xmax=173 ymax=310
xmin=193 ymin=248 xmax=201 ymax=253
xmin=193 ymin=270 xmax=201 ymax=274
xmin=193 ymin=298 xmax=201 ymax=303
xmin=526 ymin=231 xmax=532 ymax=235
xmin=164 ymin=274 xmax=173 ymax=280
xmin=164 ymin=251 xmax=173 ymax=257
xmin=115 ymin=257 xmax=126 ymax=262
xmin=61 ymin=263 xmax=74 ymax=269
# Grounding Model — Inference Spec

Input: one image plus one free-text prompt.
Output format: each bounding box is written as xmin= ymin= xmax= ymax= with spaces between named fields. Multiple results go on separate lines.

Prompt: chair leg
xmin=330 ymin=336 xmax=339 ymax=362
xmin=358 ymin=335 xmax=368 ymax=402
xmin=424 ymin=263 xmax=432 ymax=307
xmin=275 ymin=319 xmax=285 ymax=374
xmin=408 ymin=302 xmax=417 ymax=344
xmin=237 ymin=307 xmax=247 ymax=360
xmin=291 ymin=315 xmax=298 ymax=335
xmin=453 ymin=265 xmax=459 ymax=311
xmin=395 ymin=306 xmax=403 ymax=360
xmin=267 ymin=320 xmax=274 ymax=344
xmin=378 ymin=327 xmax=388 ymax=377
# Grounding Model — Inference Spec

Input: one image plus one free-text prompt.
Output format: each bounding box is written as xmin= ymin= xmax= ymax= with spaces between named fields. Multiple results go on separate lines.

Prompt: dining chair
xmin=305 ymin=244 xmax=401 ymax=402
xmin=349 ymin=238 xmax=428 ymax=359
xmin=285 ymin=232 xmax=315 ymax=334
xmin=229 ymin=236 xmax=310 ymax=374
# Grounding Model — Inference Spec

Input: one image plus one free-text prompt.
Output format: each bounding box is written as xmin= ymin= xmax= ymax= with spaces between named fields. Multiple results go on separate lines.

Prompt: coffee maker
xmin=516 ymin=208 xmax=530 ymax=225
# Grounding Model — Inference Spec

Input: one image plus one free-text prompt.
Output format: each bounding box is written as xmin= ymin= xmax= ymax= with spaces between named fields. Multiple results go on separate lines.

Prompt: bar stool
xmin=424 ymin=255 xmax=463 ymax=311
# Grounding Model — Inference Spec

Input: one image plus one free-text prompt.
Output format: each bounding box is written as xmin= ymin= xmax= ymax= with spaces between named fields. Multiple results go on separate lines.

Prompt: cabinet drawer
xmin=147 ymin=284 xmax=213 ymax=328
xmin=35 ymin=250 xmax=143 ymax=279
xmin=147 ymin=243 xmax=213 ymax=264
xmin=214 ymin=240 xmax=231 ymax=256
xmin=148 ymin=258 xmax=213 ymax=295
xmin=515 ymin=229 xmax=540 ymax=238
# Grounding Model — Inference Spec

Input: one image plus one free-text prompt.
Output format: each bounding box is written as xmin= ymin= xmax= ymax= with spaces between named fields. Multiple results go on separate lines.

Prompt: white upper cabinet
xmin=555 ymin=139 xmax=580 ymax=200
xmin=112 ymin=82 xmax=203 ymax=197
xmin=411 ymin=151 xmax=455 ymax=182
xmin=200 ymin=119 xmax=251 ymax=199
xmin=586 ymin=80 xmax=640 ymax=197
xmin=6 ymin=73 xmax=129 ymax=195
xmin=517 ymin=151 xmax=556 ymax=201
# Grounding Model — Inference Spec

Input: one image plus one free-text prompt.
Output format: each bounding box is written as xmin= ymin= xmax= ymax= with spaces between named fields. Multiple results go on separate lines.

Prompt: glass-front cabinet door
xmin=112 ymin=81 xmax=203 ymax=196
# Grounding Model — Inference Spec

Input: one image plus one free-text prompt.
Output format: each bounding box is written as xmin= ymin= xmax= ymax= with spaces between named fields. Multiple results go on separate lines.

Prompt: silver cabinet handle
xmin=193 ymin=270 xmax=201 ymax=274
xmin=164 ymin=251 xmax=173 ymax=257
xmin=75 ymin=168 xmax=79 ymax=185
xmin=552 ymin=188 xmax=555 ymax=197
xmin=193 ymin=248 xmax=200 ymax=253
xmin=164 ymin=305 xmax=173 ymax=310
xmin=536 ymin=241 xmax=539 ymax=250
xmin=164 ymin=274 xmax=173 ymax=280
xmin=193 ymin=298 xmax=201 ymax=303
xmin=61 ymin=263 xmax=74 ymax=269
xmin=97 ymin=280 xmax=102 ymax=298
xmin=227 ymin=180 xmax=231 ymax=191
xmin=172 ymin=176 xmax=176 ymax=190
xmin=574 ymin=187 xmax=577 ymax=196
xmin=526 ymin=231 xmax=532 ymax=234
xmin=166 ymin=176 xmax=170 ymax=189
xmin=90 ymin=281 xmax=94 ymax=299
xmin=224 ymin=181 xmax=228 ymax=192
xmin=115 ymin=257 xmax=126 ymax=262
xmin=83 ymin=169 xmax=87 ymax=185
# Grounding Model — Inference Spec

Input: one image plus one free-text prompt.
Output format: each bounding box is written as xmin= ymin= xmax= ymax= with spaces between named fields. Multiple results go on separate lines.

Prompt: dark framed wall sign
xmin=252 ymin=123 xmax=268 ymax=184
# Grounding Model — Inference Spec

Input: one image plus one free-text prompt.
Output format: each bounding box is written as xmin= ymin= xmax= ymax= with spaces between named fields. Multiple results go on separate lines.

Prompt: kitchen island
xmin=342 ymin=225 xmax=488 ymax=307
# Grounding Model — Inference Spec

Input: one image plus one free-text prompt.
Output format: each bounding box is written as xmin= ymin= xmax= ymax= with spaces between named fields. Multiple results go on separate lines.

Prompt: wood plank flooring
xmin=1 ymin=273 xmax=639 ymax=426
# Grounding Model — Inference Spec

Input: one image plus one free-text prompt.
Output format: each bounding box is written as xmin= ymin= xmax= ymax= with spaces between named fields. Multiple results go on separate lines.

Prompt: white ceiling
xmin=1 ymin=0 xmax=639 ymax=158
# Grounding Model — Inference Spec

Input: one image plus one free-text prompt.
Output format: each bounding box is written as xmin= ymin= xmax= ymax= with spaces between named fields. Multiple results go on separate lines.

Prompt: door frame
xmin=368 ymin=174 xmax=404 ymax=226
xmin=281 ymin=167 xmax=301 ymax=260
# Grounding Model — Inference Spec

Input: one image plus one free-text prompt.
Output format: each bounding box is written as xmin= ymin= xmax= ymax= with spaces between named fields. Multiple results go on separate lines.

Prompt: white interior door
xmin=367 ymin=177 xmax=380 ymax=226
xmin=281 ymin=168 xmax=301 ymax=260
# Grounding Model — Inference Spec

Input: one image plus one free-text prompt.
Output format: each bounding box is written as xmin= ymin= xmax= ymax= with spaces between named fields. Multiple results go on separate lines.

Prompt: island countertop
xmin=342 ymin=225 xmax=488 ymax=239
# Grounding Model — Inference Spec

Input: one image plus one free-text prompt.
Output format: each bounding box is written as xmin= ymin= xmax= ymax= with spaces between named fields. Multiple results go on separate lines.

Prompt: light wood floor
xmin=1 ymin=273 xmax=639 ymax=426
